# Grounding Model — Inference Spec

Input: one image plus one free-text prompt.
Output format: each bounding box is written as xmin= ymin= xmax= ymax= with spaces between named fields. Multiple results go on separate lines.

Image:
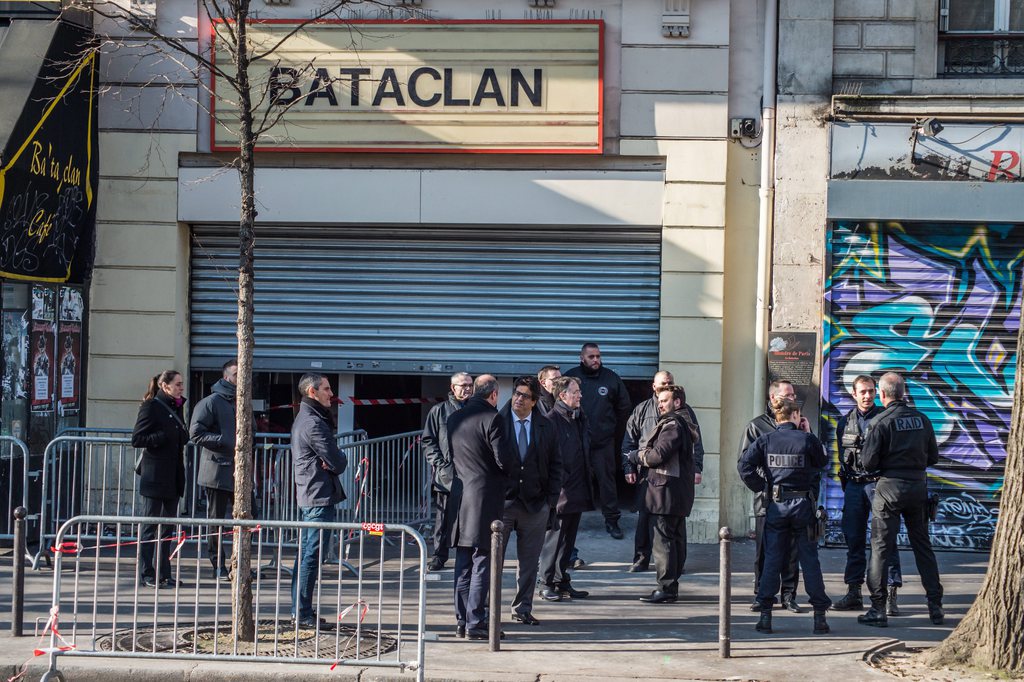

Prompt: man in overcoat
xmin=448 ymin=374 xmax=516 ymax=639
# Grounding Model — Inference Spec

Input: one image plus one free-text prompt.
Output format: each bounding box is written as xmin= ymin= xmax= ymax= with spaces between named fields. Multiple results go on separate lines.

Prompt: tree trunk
xmin=231 ymin=2 xmax=257 ymax=643
xmin=921 ymin=304 xmax=1024 ymax=674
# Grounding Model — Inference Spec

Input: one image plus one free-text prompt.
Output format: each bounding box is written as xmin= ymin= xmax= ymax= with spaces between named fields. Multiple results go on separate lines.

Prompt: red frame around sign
xmin=208 ymin=18 xmax=604 ymax=155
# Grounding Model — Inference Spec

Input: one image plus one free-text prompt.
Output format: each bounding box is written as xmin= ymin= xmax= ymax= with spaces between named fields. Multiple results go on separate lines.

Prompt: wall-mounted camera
xmin=729 ymin=117 xmax=758 ymax=139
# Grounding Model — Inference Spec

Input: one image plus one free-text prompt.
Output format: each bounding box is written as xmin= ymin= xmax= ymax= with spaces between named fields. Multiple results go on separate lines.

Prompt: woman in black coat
xmin=131 ymin=370 xmax=189 ymax=587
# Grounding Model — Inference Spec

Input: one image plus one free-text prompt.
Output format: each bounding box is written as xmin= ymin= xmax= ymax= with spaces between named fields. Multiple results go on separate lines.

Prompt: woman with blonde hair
xmin=131 ymin=370 xmax=189 ymax=588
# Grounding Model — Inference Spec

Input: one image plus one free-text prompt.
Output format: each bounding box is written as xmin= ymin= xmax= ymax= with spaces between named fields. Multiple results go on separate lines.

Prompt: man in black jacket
xmin=857 ymin=372 xmax=944 ymax=628
xmin=565 ymin=343 xmax=631 ymax=539
xmin=190 ymin=359 xmax=250 ymax=581
xmin=499 ymin=376 xmax=562 ymax=626
xmin=421 ymin=371 xmax=473 ymax=571
xmin=623 ymin=371 xmax=704 ymax=572
xmin=833 ymin=374 xmax=903 ymax=614
xmin=536 ymin=365 xmax=561 ymax=416
xmin=538 ymin=376 xmax=594 ymax=602
xmin=627 ymin=385 xmax=696 ymax=604
xmin=291 ymin=373 xmax=347 ymax=629
xmin=738 ymin=379 xmax=804 ymax=612
xmin=448 ymin=375 xmax=516 ymax=640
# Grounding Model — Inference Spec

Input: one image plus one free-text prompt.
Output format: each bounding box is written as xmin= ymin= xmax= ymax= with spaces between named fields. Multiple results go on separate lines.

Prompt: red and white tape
xmin=269 ymin=396 xmax=445 ymax=410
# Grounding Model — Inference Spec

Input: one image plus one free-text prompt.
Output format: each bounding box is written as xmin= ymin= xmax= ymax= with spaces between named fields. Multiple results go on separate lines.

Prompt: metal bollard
xmin=718 ymin=526 xmax=732 ymax=658
xmin=12 ymin=506 xmax=27 ymax=637
xmin=489 ymin=520 xmax=504 ymax=652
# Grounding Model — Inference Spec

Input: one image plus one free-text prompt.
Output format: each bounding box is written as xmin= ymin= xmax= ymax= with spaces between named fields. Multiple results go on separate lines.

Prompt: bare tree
xmin=920 ymin=320 xmax=1023 ymax=675
xmin=68 ymin=0 xmax=399 ymax=641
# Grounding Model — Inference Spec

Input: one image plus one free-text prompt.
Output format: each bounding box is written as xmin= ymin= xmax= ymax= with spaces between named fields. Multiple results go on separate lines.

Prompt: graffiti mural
xmin=821 ymin=221 xmax=1020 ymax=551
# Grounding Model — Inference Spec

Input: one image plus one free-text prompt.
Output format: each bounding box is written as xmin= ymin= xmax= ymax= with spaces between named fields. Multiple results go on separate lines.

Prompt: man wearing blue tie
xmin=498 ymin=376 xmax=563 ymax=626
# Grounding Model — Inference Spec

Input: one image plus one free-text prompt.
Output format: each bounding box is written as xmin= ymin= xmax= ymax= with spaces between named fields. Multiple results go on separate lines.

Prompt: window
xmin=940 ymin=0 xmax=1024 ymax=75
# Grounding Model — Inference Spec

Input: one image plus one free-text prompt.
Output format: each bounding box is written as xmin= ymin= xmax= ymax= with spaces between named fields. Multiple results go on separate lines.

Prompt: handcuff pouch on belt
xmin=771 ymin=485 xmax=812 ymax=503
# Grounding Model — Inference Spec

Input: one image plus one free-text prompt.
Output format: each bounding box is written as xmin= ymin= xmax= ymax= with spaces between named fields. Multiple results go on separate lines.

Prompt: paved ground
xmin=0 ymin=511 xmax=988 ymax=681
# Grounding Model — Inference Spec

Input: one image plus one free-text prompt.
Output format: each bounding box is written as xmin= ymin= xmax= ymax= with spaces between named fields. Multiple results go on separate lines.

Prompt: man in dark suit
xmin=499 ymin=376 xmax=562 ymax=626
xmin=448 ymin=374 xmax=516 ymax=640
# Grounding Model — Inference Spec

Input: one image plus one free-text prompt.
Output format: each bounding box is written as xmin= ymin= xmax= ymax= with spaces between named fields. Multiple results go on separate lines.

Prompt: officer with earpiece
xmin=740 ymin=396 xmax=831 ymax=635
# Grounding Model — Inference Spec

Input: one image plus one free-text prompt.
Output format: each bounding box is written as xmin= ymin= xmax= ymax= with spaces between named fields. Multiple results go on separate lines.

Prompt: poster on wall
xmin=30 ymin=286 xmax=55 ymax=414
xmin=57 ymin=287 xmax=82 ymax=415
xmin=2 ymin=311 xmax=30 ymax=403
xmin=767 ymin=331 xmax=817 ymax=407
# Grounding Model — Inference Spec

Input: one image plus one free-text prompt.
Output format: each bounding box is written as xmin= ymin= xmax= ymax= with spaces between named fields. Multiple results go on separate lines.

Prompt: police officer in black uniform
xmin=833 ymin=374 xmax=903 ymax=614
xmin=857 ymin=372 xmax=944 ymax=628
xmin=740 ymin=396 xmax=831 ymax=635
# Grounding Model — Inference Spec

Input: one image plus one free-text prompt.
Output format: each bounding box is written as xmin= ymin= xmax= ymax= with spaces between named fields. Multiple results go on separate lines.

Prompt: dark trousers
xmin=841 ymin=480 xmax=903 ymax=587
xmin=539 ymin=512 xmax=582 ymax=589
xmin=652 ymin=514 xmax=686 ymax=595
xmin=139 ymin=496 xmax=178 ymax=582
xmin=454 ymin=546 xmax=490 ymax=631
xmin=501 ymin=501 xmax=548 ymax=617
xmin=591 ymin=441 xmax=621 ymax=522
xmin=754 ymin=513 xmax=800 ymax=598
xmin=868 ymin=478 xmax=943 ymax=609
xmin=432 ymin=490 xmax=453 ymax=562
xmin=206 ymin=487 xmax=232 ymax=566
xmin=634 ymin=483 xmax=687 ymax=570
xmin=757 ymin=499 xmax=831 ymax=611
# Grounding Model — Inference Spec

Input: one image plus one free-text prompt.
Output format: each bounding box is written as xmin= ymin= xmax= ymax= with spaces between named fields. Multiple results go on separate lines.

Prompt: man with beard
xmin=421 ymin=372 xmax=473 ymax=571
xmin=565 ymin=343 xmax=632 ymax=539
xmin=538 ymin=376 xmax=594 ymax=602
xmin=626 ymin=385 xmax=696 ymax=603
xmin=623 ymin=370 xmax=704 ymax=572
xmin=448 ymin=375 xmax=516 ymax=640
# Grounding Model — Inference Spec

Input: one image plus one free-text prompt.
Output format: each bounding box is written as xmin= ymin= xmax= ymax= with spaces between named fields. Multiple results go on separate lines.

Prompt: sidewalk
xmin=0 ymin=511 xmax=987 ymax=681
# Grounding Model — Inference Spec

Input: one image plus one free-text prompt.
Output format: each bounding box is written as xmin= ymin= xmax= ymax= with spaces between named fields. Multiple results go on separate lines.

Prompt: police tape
xmin=269 ymin=396 xmax=446 ymax=410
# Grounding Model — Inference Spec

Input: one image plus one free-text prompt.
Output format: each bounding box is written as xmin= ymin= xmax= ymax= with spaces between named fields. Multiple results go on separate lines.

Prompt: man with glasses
xmin=499 ymin=376 xmax=562 ymax=626
xmin=538 ymin=376 xmax=594 ymax=602
xmin=422 ymin=371 xmax=473 ymax=571
xmin=536 ymin=365 xmax=561 ymax=415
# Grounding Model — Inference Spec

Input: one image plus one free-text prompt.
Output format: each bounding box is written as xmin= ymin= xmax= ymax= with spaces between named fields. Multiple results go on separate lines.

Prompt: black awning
xmin=0 ymin=19 xmax=98 ymax=283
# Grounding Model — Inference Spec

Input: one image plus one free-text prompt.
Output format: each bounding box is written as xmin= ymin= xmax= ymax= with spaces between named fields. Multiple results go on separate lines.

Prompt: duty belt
xmin=848 ymin=474 xmax=880 ymax=484
xmin=772 ymin=486 xmax=811 ymax=502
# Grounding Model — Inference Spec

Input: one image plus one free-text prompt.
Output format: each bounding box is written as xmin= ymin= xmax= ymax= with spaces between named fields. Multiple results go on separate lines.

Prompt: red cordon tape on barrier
xmin=330 ymin=600 xmax=370 ymax=671
xmin=269 ymin=396 xmax=446 ymax=410
xmin=7 ymin=606 xmax=78 ymax=682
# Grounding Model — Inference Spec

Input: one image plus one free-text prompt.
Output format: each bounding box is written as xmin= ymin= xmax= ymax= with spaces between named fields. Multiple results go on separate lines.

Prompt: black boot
xmin=857 ymin=606 xmax=888 ymax=627
xmin=755 ymin=609 xmax=773 ymax=633
xmin=833 ymin=584 xmax=863 ymax=611
xmin=886 ymin=586 xmax=899 ymax=616
xmin=928 ymin=602 xmax=944 ymax=625
xmin=813 ymin=610 xmax=830 ymax=634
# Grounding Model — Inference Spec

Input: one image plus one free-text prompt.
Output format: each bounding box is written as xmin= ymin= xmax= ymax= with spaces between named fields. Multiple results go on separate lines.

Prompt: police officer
xmin=857 ymin=372 xmax=944 ymax=628
xmin=833 ymin=374 xmax=903 ymax=614
xmin=739 ymin=396 xmax=831 ymax=635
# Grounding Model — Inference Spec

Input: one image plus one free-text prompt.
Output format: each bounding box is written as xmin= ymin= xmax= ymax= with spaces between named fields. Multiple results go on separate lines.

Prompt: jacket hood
xmin=212 ymin=378 xmax=236 ymax=400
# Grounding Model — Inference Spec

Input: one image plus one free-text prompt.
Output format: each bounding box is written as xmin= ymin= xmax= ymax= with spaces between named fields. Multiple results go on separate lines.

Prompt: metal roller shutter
xmin=190 ymin=224 xmax=661 ymax=378
xmin=822 ymin=220 xmax=1020 ymax=551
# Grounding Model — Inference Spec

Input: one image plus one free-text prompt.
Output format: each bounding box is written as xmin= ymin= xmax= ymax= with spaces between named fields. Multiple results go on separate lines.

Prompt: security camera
xmin=918 ymin=117 xmax=944 ymax=137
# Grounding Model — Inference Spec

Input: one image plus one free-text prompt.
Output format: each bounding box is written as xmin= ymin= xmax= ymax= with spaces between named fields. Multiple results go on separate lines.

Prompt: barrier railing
xmin=40 ymin=515 xmax=427 ymax=681
xmin=1 ymin=435 xmax=30 ymax=547
xmin=339 ymin=431 xmax=427 ymax=528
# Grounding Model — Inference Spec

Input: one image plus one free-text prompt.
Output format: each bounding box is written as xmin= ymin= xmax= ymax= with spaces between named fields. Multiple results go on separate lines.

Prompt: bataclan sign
xmin=211 ymin=20 xmax=603 ymax=153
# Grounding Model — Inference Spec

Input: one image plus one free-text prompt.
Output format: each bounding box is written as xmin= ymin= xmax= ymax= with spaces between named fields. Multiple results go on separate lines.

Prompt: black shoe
xmin=512 ymin=612 xmax=541 ymax=626
xmin=159 ymin=578 xmax=184 ymax=589
xmin=756 ymin=610 xmax=773 ymax=633
xmin=140 ymin=576 xmax=158 ymax=588
xmin=628 ymin=560 xmax=649 ymax=573
xmin=560 ymin=585 xmax=589 ymax=599
xmin=456 ymin=621 xmax=466 ymax=638
xmin=928 ymin=603 xmax=945 ymax=625
xmin=886 ymin=587 xmax=900 ymax=616
xmin=833 ymin=585 xmax=863 ymax=611
xmin=857 ymin=607 xmax=888 ymax=627
xmin=539 ymin=587 xmax=562 ymax=602
xmin=293 ymin=615 xmax=334 ymax=630
xmin=606 ymin=520 xmax=624 ymax=539
xmin=466 ymin=628 xmax=505 ymax=640
xmin=749 ymin=598 xmax=762 ymax=612
xmin=780 ymin=596 xmax=805 ymax=613
xmin=570 ymin=557 xmax=586 ymax=570
xmin=639 ymin=590 xmax=677 ymax=604
xmin=427 ymin=557 xmax=446 ymax=572
xmin=813 ymin=610 xmax=830 ymax=634
xmin=215 ymin=566 xmax=231 ymax=583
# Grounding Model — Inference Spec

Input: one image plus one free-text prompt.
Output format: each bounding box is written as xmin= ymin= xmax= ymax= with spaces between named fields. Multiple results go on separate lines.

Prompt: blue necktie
xmin=517 ymin=419 xmax=529 ymax=461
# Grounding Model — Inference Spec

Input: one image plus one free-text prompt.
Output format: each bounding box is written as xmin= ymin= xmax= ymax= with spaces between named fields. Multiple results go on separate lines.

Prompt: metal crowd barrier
xmin=40 ymin=515 xmax=427 ymax=681
xmin=340 ymin=431 xmax=428 ymax=528
xmin=1 ymin=435 xmax=30 ymax=550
